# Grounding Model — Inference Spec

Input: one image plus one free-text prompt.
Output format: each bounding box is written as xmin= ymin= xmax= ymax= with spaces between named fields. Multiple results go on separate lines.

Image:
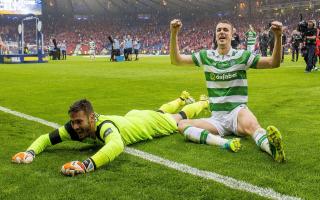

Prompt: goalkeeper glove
xmin=61 ymin=158 xmax=95 ymax=177
xmin=12 ymin=150 xmax=35 ymax=164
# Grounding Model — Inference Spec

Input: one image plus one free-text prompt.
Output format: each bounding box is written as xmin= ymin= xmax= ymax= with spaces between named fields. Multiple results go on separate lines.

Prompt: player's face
xmin=70 ymin=111 xmax=95 ymax=139
xmin=308 ymin=21 xmax=314 ymax=28
xmin=216 ymin=23 xmax=232 ymax=47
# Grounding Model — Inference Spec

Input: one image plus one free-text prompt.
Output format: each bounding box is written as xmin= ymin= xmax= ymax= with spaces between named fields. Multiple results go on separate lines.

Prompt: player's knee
xmin=242 ymin=120 xmax=261 ymax=135
xmin=238 ymin=109 xmax=261 ymax=135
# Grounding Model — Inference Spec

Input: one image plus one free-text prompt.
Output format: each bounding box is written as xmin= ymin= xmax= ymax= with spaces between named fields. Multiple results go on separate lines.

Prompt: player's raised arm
xmin=170 ymin=19 xmax=194 ymax=66
xmin=256 ymin=21 xmax=283 ymax=69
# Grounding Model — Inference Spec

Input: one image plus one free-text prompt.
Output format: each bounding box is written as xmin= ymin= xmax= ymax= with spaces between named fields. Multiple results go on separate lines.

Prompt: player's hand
xmin=61 ymin=158 xmax=95 ymax=177
xmin=61 ymin=161 xmax=86 ymax=177
xmin=270 ymin=21 xmax=283 ymax=37
xmin=170 ymin=19 xmax=182 ymax=33
xmin=12 ymin=151 xmax=35 ymax=164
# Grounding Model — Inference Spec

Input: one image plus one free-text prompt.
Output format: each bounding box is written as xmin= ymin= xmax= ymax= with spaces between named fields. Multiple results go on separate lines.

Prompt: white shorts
xmin=202 ymin=104 xmax=247 ymax=137
xmin=89 ymin=50 xmax=96 ymax=55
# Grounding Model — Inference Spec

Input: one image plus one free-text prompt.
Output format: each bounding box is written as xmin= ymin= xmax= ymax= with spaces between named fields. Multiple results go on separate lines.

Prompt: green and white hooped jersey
xmin=245 ymin=31 xmax=257 ymax=45
xmin=192 ymin=49 xmax=260 ymax=114
xmin=89 ymin=41 xmax=96 ymax=50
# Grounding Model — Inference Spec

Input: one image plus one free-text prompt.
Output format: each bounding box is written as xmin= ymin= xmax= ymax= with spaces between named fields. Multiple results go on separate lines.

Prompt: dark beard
xmin=76 ymin=127 xmax=91 ymax=140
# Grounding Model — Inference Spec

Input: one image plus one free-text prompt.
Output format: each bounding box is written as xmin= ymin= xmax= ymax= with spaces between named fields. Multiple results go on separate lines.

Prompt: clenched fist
xmin=170 ymin=19 xmax=182 ymax=33
xmin=270 ymin=21 xmax=283 ymax=37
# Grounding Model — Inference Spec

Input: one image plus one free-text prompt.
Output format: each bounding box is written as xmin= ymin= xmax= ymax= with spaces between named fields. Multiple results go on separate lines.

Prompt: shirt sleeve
xmin=192 ymin=50 xmax=206 ymax=67
xmin=244 ymin=50 xmax=260 ymax=69
xmin=27 ymin=125 xmax=72 ymax=155
xmin=90 ymin=122 xmax=124 ymax=169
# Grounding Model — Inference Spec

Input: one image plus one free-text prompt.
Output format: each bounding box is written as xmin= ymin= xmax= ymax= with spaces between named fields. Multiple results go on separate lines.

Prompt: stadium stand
xmin=0 ymin=1 xmax=319 ymax=56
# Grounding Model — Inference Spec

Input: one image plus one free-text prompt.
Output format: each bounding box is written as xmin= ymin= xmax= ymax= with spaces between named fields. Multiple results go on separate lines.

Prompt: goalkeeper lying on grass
xmin=12 ymin=91 xmax=241 ymax=176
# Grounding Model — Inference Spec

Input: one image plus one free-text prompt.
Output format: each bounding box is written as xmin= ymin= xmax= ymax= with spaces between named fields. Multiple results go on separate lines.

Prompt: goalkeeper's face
xmin=70 ymin=111 xmax=95 ymax=140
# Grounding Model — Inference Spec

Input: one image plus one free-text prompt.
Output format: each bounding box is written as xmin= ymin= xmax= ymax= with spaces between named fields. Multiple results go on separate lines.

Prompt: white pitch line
xmin=0 ymin=105 xmax=301 ymax=200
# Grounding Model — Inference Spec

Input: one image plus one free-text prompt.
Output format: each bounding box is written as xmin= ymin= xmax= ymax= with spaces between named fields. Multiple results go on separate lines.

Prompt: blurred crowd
xmin=0 ymin=7 xmax=319 ymax=56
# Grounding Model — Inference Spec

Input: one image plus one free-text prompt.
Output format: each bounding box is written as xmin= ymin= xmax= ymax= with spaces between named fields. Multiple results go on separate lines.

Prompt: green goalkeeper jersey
xmin=27 ymin=110 xmax=177 ymax=169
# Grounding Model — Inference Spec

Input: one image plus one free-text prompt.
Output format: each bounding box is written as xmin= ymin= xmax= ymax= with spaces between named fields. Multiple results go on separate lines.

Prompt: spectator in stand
xmin=1 ymin=8 xmax=319 ymax=57
xmin=231 ymin=28 xmax=240 ymax=49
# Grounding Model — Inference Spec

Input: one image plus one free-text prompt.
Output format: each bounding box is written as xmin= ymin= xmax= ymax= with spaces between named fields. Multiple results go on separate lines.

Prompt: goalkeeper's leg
xmin=179 ymin=94 xmax=209 ymax=119
xmin=158 ymin=91 xmax=195 ymax=114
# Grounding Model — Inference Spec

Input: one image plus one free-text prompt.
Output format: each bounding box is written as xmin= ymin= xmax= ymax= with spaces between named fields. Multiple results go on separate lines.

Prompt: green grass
xmin=0 ymin=56 xmax=319 ymax=199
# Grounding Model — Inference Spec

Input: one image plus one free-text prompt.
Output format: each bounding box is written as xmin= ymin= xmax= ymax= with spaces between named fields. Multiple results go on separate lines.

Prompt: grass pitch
xmin=0 ymin=56 xmax=319 ymax=199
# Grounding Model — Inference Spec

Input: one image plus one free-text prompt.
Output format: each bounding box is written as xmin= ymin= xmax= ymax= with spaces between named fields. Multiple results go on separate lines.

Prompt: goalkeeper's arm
xmin=90 ymin=130 xmax=124 ymax=169
xmin=12 ymin=126 xmax=71 ymax=164
xmin=61 ymin=124 xmax=124 ymax=176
